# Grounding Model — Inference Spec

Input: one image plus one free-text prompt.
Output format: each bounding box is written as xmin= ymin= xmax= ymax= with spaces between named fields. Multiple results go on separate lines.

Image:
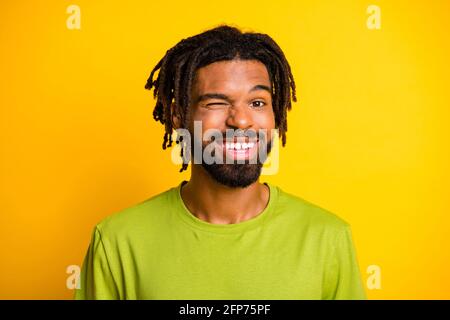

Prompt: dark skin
xmin=173 ymin=59 xmax=275 ymax=224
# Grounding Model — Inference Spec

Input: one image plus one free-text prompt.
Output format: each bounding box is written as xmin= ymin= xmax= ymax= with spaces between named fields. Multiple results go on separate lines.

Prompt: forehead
xmin=192 ymin=59 xmax=271 ymax=94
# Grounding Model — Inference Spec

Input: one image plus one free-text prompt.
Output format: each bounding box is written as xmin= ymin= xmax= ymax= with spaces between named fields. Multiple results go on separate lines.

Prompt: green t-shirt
xmin=74 ymin=181 xmax=366 ymax=300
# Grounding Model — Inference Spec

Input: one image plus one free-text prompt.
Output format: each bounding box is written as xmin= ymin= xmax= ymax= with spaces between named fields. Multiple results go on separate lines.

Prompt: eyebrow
xmin=195 ymin=84 xmax=272 ymax=104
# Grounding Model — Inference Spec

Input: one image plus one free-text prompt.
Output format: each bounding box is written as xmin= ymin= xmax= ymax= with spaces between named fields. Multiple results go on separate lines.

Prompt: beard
xmin=200 ymin=140 xmax=272 ymax=188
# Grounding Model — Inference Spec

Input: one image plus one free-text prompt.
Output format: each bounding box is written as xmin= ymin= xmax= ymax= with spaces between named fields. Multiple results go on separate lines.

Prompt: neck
xmin=180 ymin=164 xmax=270 ymax=224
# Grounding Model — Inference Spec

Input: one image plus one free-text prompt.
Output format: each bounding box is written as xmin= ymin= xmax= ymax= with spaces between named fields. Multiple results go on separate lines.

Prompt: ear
xmin=171 ymin=103 xmax=181 ymax=129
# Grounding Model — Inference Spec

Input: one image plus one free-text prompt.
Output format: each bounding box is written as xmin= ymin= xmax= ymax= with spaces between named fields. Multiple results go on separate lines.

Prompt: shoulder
xmin=94 ymin=186 xmax=177 ymax=240
xmin=271 ymin=183 xmax=351 ymax=234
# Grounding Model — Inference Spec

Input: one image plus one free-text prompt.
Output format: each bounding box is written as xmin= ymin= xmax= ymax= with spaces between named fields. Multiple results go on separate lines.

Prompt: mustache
xmin=205 ymin=129 xmax=267 ymax=143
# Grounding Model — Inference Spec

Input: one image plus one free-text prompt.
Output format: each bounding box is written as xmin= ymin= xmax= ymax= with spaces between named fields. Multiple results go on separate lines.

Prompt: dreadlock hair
xmin=145 ymin=24 xmax=297 ymax=172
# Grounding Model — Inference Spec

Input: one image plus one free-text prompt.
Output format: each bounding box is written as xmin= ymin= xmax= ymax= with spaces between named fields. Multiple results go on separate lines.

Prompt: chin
xmin=201 ymin=163 xmax=263 ymax=188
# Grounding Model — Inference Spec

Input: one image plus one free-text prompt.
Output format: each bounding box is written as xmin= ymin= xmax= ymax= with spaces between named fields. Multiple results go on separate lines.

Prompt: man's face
xmin=188 ymin=59 xmax=276 ymax=188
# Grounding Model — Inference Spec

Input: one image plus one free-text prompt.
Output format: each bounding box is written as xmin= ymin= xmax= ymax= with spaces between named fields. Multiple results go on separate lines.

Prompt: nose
xmin=225 ymin=103 xmax=253 ymax=130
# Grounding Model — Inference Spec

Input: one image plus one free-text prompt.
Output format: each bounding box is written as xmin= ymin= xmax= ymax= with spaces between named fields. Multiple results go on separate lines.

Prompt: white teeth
xmin=225 ymin=141 xmax=257 ymax=150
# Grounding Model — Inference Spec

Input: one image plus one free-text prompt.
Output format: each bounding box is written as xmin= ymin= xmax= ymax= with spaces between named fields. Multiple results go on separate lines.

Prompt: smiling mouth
xmin=224 ymin=141 xmax=256 ymax=151
xmin=219 ymin=139 xmax=259 ymax=161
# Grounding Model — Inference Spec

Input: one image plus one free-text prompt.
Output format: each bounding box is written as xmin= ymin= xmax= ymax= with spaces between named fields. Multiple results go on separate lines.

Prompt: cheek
xmin=190 ymin=109 xmax=227 ymax=131
xmin=254 ymin=109 xmax=276 ymax=129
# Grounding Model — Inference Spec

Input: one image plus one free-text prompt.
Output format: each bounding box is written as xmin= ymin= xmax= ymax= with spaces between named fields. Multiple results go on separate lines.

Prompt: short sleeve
xmin=74 ymin=226 xmax=120 ymax=300
xmin=323 ymin=225 xmax=367 ymax=300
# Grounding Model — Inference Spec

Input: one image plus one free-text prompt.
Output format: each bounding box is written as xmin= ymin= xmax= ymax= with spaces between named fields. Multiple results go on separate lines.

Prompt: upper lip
xmin=222 ymin=138 xmax=258 ymax=143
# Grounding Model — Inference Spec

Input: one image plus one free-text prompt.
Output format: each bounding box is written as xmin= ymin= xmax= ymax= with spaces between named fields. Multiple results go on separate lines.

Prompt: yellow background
xmin=1 ymin=0 xmax=449 ymax=299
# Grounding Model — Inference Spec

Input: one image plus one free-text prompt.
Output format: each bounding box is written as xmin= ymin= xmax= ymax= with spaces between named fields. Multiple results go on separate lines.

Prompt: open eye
xmin=251 ymin=100 xmax=266 ymax=108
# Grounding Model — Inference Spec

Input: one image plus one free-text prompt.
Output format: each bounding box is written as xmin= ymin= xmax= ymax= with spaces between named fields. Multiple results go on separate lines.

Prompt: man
xmin=75 ymin=25 xmax=366 ymax=300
